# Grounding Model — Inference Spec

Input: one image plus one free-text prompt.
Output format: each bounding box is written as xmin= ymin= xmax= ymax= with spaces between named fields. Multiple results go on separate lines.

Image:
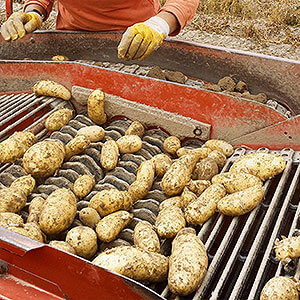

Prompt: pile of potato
xmin=0 ymin=81 xmax=289 ymax=297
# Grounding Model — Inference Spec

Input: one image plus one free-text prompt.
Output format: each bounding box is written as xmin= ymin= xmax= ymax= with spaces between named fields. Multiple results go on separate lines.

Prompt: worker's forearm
xmin=24 ymin=4 xmax=47 ymax=20
xmin=156 ymin=11 xmax=180 ymax=35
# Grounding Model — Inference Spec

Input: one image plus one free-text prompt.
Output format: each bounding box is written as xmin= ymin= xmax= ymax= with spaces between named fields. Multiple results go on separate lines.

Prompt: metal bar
xmin=0 ymin=94 xmax=30 ymax=111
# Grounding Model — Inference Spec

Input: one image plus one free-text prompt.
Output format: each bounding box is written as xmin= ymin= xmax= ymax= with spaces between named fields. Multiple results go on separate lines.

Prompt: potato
xmin=208 ymin=150 xmax=227 ymax=169
xmin=76 ymin=125 xmax=105 ymax=142
xmin=181 ymin=187 xmax=197 ymax=209
xmin=23 ymin=140 xmax=65 ymax=178
xmin=128 ymin=179 xmax=151 ymax=202
xmin=185 ymin=183 xmax=226 ymax=225
xmin=100 ymin=140 xmax=119 ymax=170
xmin=163 ymin=136 xmax=181 ymax=155
xmin=155 ymin=206 xmax=186 ymax=239
xmin=87 ymin=89 xmax=107 ymax=125
xmin=66 ymin=226 xmax=98 ymax=259
xmin=0 ymin=187 xmax=27 ymax=213
xmin=212 ymin=172 xmax=263 ymax=193
xmin=32 ymin=80 xmax=71 ymax=100
xmin=193 ymin=157 xmax=219 ymax=181
xmin=274 ymin=236 xmax=300 ymax=264
xmin=49 ymin=240 xmax=76 ymax=254
xmin=185 ymin=179 xmax=211 ymax=196
xmin=92 ymin=245 xmax=168 ymax=282
xmin=0 ymin=212 xmax=24 ymax=228
xmin=79 ymin=207 xmax=101 ymax=228
xmin=151 ymin=153 xmax=172 ymax=177
xmin=39 ymin=188 xmax=77 ymax=235
xmin=73 ymin=175 xmax=95 ymax=199
xmin=9 ymin=222 xmax=44 ymax=242
xmin=65 ymin=135 xmax=90 ymax=160
xmin=96 ymin=210 xmax=133 ymax=243
xmin=217 ymin=185 xmax=265 ymax=216
xmin=168 ymin=228 xmax=208 ymax=296
xmin=159 ymin=196 xmax=182 ymax=210
xmin=230 ymin=152 xmax=286 ymax=181
xmin=0 ymin=131 xmax=36 ymax=163
xmin=133 ymin=221 xmax=160 ymax=253
xmin=125 ymin=121 xmax=144 ymax=137
xmin=204 ymin=139 xmax=234 ymax=157
xmin=89 ymin=189 xmax=132 ymax=217
xmin=260 ymin=276 xmax=299 ymax=300
xmin=51 ymin=55 xmax=69 ymax=61
xmin=176 ymin=147 xmax=211 ymax=159
xmin=162 ymin=152 xmax=200 ymax=196
xmin=10 ymin=175 xmax=36 ymax=197
xmin=45 ymin=108 xmax=73 ymax=131
xmin=116 ymin=135 xmax=142 ymax=154
xmin=27 ymin=196 xmax=45 ymax=223
xmin=136 ymin=160 xmax=155 ymax=187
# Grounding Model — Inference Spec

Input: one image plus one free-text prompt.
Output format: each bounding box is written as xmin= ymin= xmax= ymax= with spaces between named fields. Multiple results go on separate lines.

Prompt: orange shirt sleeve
xmin=24 ymin=0 xmax=54 ymax=20
xmin=159 ymin=0 xmax=199 ymax=35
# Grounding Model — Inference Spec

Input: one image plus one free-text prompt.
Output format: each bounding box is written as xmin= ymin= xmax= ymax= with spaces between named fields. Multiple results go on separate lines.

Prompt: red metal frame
xmin=5 ymin=0 xmax=13 ymax=19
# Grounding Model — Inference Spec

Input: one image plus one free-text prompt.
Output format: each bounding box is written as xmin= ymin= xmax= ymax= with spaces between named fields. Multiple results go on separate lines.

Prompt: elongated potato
xmin=100 ymin=140 xmax=119 ymax=170
xmin=0 ymin=131 xmax=36 ymax=163
xmin=274 ymin=236 xmax=300 ymax=264
xmin=185 ymin=183 xmax=226 ymax=225
xmin=10 ymin=175 xmax=36 ymax=197
xmin=65 ymin=135 xmax=90 ymax=160
xmin=39 ymin=188 xmax=77 ymax=235
xmin=260 ymin=276 xmax=299 ymax=300
xmin=87 ymin=89 xmax=107 ymax=125
xmin=76 ymin=125 xmax=105 ymax=142
xmin=32 ymin=80 xmax=71 ymax=100
xmin=177 ymin=147 xmax=211 ymax=159
xmin=159 ymin=196 xmax=182 ymax=210
xmin=96 ymin=210 xmax=133 ymax=243
xmin=155 ymin=206 xmax=186 ymax=239
xmin=128 ymin=179 xmax=151 ymax=202
xmin=181 ymin=187 xmax=197 ymax=209
xmin=217 ymin=185 xmax=264 ymax=216
xmin=136 ymin=160 xmax=155 ymax=187
xmin=45 ymin=108 xmax=73 ymax=131
xmin=0 ymin=187 xmax=27 ymax=213
xmin=193 ymin=157 xmax=219 ymax=181
xmin=134 ymin=221 xmax=160 ymax=253
xmin=23 ymin=140 xmax=65 ymax=178
xmin=163 ymin=136 xmax=181 ymax=155
xmin=168 ymin=228 xmax=208 ymax=296
xmin=204 ymin=139 xmax=234 ymax=157
xmin=0 ymin=212 xmax=24 ymax=228
xmin=89 ymin=189 xmax=132 ymax=217
xmin=27 ymin=196 xmax=45 ymax=223
xmin=212 ymin=172 xmax=263 ymax=193
xmin=230 ymin=152 xmax=286 ymax=180
xmin=185 ymin=179 xmax=211 ymax=196
xmin=79 ymin=207 xmax=101 ymax=228
xmin=208 ymin=150 xmax=227 ymax=169
xmin=9 ymin=222 xmax=44 ymax=242
xmin=73 ymin=175 xmax=95 ymax=199
xmin=151 ymin=153 xmax=172 ymax=178
xmin=125 ymin=121 xmax=144 ymax=137
xmin=49 ymin=240 xmax=76 ymax=254
xmin=66 ymin=226 xmax=98 ymax=259
xmin=116 ymin=135 xmax=142 ymax=154
xmin=92 ymin=245 xmax=169 ymax=282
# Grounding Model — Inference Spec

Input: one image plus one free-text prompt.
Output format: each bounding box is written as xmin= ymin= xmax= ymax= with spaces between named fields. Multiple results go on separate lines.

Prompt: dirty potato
xmin=177 ymin=147 xmax=212 ymax=159
xmin=95 ymin=210 xmax=133 ymax=243
xmin=49 ymin=240 xmax=76 ymax=254
xmin=0 ymin=187 xmax=27 ymax=213
xmin=10 ymin=175 xmax=36 ymax=197
xmin=27 ymin=196 xmax=45 ymax=223
xmin=230 ymin=152 xmax=286 ymax=181
xmin=125 ymin=121 xmax=144 ymax=137
xmin=128 ymin=179 xmax=151 ymax=202
xmin=116 ymin=135 xmax=142 ymax=154
xmin=208 ymin=150 xmax=227 ymax=169
xmin=65 ymin=135 xmax=90 ymax=161
xmin=212 ymin=172 xmax=263 ymax=193
xmin=136 ymin=160 xmax=155 ymax=187
xmin=185 ymin=179 xmax=211 ymax=196
xmin=51 ymin=55 xmax=69 ymax=61
xmin=133 ymin=221 xmax=160 ymax=253
xmin=217 ymin=185 xmax=265 ymax=216
xmin=76 ymin=125 xmax=105 ymax=142
xmin=0 ymin=212 xmax=24 ymax=228
xmin=151 ymin=153 xmax=172 ymax=178
xmin=92 ymin=245 xmax=169 ymax=282
xmin=260 ymin=276 xmax=299 ymax=300
xmin=274 ymin=236 xmax=300 ymax=264
xmin=159 ymin=196 xmax=182 ymax=210
xmin=204 ymin=139 xmax=234 ymax=157
xmin=168 ymin=228 xmax=208 ymax=296
xmin=66 ymin=226 xmax=98 ymax=259
xmin=181 ymin=187 xmax=197 ymax=209
xmin=45 ymin=108 xmax=73 ymax=131
xmin=163 ymin=136 xmax=181 ymax=155
xmin=39 ymin=188 xmax=77 ymax=235
xmin=32 ymin=80 xmax=71 ymax=100
xmin=79 ymin=207 xmax=101 ymax=228
xmin=185 ymin=183 xmax=226 ymax=225
xmin=73 ymin=175 xmax=95 ymax=199
xmin=100 ymin=140 xmax=119 ymax=170
xmin=193 ymin=157 xmax=219 ymax=181
xmin=89 ymin=189 xmax=132 ymax=217
xmin=87 ymin=89 xmax=107 ymax=125
xmin=23 ymin=140 xmax=65 ymax=178
xmin=9 ymin=222 xmax=44 ymax=242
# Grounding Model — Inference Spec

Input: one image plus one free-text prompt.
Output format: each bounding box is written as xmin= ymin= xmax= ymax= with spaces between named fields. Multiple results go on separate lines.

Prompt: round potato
xmin=51 ymin=55 xmax=69 ymax=61
xmin=274 ymin=235 xmax=300 ymax=264
xmin=100 ymin=140 xmax=119 ymax=170
xmin=208 ymin=150 xmax=227 ymax=169
xmin=87 ymin=89 xmax=107 ymax=125
xmin=0 ymin=212 xmax=24 ymax=228
xmin=79 ymin=207 xmax=101 ymax=228
xmin=193 ymin=157 xmax=219 ymax=181
xmin=9 ymin=222 xmax=44 ymax=242
xmin=163 ymin=136 xmax=181 ymax=155
xmin=27 ymin=196 xmax=45 ymax=223
xmin=116 ymin=135 xmax=142 ymax=154
xmin=10 ymin=175 xmax=36 ymax=197
xmin=204 ymin=139 xmax=234 ymax=157
xmin=151 ymin=153 xmax=172 ymax=178
xmin=49 ymin=240 xmax=76 ymax=254
xmin=159 ymin=196 xmax=182 ymax=211
xmin=45 ymin=108 xmax=73 ymax=131
xmin=0 ymin=187 xmax=27 ymax=213
xmin=65 ymin=135 xmax=90 ymax=161
xmin=125 ymin=121 xmax=144 ymax=137
xmin=76 ymin=125 xmax=105 ymax=142
xmin=33 ymin=80 xmax=71 ymax=100
xmin=73 ymin=175 xmax=95 ymax=199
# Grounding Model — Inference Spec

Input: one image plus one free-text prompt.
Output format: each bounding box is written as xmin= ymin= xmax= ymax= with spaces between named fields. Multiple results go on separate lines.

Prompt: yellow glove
xmin=118 ymin=16 xmax=170 ymax=61
xmin=1 ymin=11 xmax=42 ymax=41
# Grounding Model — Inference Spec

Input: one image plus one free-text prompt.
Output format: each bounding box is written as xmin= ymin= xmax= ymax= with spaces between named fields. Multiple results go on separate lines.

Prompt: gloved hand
xmin=1 ymin=11 xmax=42 ymax=41
xmin=118 ymin=16 xmax=170 ymax=61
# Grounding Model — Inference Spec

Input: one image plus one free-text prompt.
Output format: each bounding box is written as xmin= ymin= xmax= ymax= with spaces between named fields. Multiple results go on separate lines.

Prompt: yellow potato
xmin=9 ymin=222 xmax=44 ymax=242
xmin=230 ymin=152 xmax=286 ymax=180
xmin=204 ymin=139 xmax=234 ymax=157
xmin=66 ymin=226 xmax=98 ymax=259
xmin=163 ymin=136 xmax=181 ymax=155
xmin=125 ymin=121 xmax=144 ymax=137
xmin=79 ymin=207 xmax=101 ymax=228
xmin=193 ymin=157 xmax=219 ymax=181
xmin=45 ymin=108 xmax=73 ymax=131
xmin=181 ymin=187 xmax=197 ymax=209
xmin=185 ymin=179 xmax=211 ymax=196
xmin=65 ymin=135 xmax=90 ymax=160
xmin=116 ymin=135 xmax=142 ymax=154
xmin=73 ymin=175 xmax=95 ymax=199
xmin=100 ymin=139 xmax=119 ymax=170
xmin=168 ymin=228 xmax=208 ymax=296
xmin=51 ymin=55 xmax=69 ymax=61
xmin=128 ymin=179 xmax=151 ymax=202
xmin=32 ymin=80 xmax=71 ymax=100
xmin=0 ymin=212 xmax=24 ymax=228
xmin=136 ymin=160 xmax=155 ymax=187
xmin=49 ymin=240 xmax=76 ymax=254
xmin=96 ymin=210 xmax=133 ymax=243
xmin=151 ymin=153 xmax=172 ymax=178
xmin=176 ymin=147 xmax=212 ymax=159
xmin=87 ymin=89 xmax=107 ymax=125
xmin=27 ymin=196 xmax=45 ymax=223
xmin=39 ymin=188 xmax=77 ymax=235
xmin=92 ymin=245 xmax=169 ymax=282
xmin=159 ymin=196 xmax=182 ymax=210
xmin=208 ymin=150 xmax=227 ymax=169
xmin=185 ymin=183 xmax=226 ymax=225
xmin=274 ymin=236 xmax=300 ymax=264
xmin=10 ymin=175 xmax=36 ymax=197
xmin=23 ymin=140 xmax=65 ymax=178
xmin=0 ymin=187 xmax=27 ymax=213
xmin=217 ymin=185 xmax=265 ymax=216
xmin=76 ymin=125 xmax=105 ymax=142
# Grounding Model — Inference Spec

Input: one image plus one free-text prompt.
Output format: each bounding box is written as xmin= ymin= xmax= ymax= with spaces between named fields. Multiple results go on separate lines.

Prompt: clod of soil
xmin=201 ymin=83 xmax=222 ymax=92
xmin=218 ymin=76 xmax=236 ymax=92
xmin=147 ymin=66 xmax=166 ymax=80
xmin=253 ymin=93 xmax=268 ymax=103
xmin=164 ymin=70 xmax=186 ymax=84
xmin=235 ymin=81 xmax=248 ymax=93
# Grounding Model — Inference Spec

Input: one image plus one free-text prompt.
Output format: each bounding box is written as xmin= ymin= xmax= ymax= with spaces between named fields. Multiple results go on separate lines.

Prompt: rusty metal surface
xmin=5 ymin=0 xmax=12 ymax=19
